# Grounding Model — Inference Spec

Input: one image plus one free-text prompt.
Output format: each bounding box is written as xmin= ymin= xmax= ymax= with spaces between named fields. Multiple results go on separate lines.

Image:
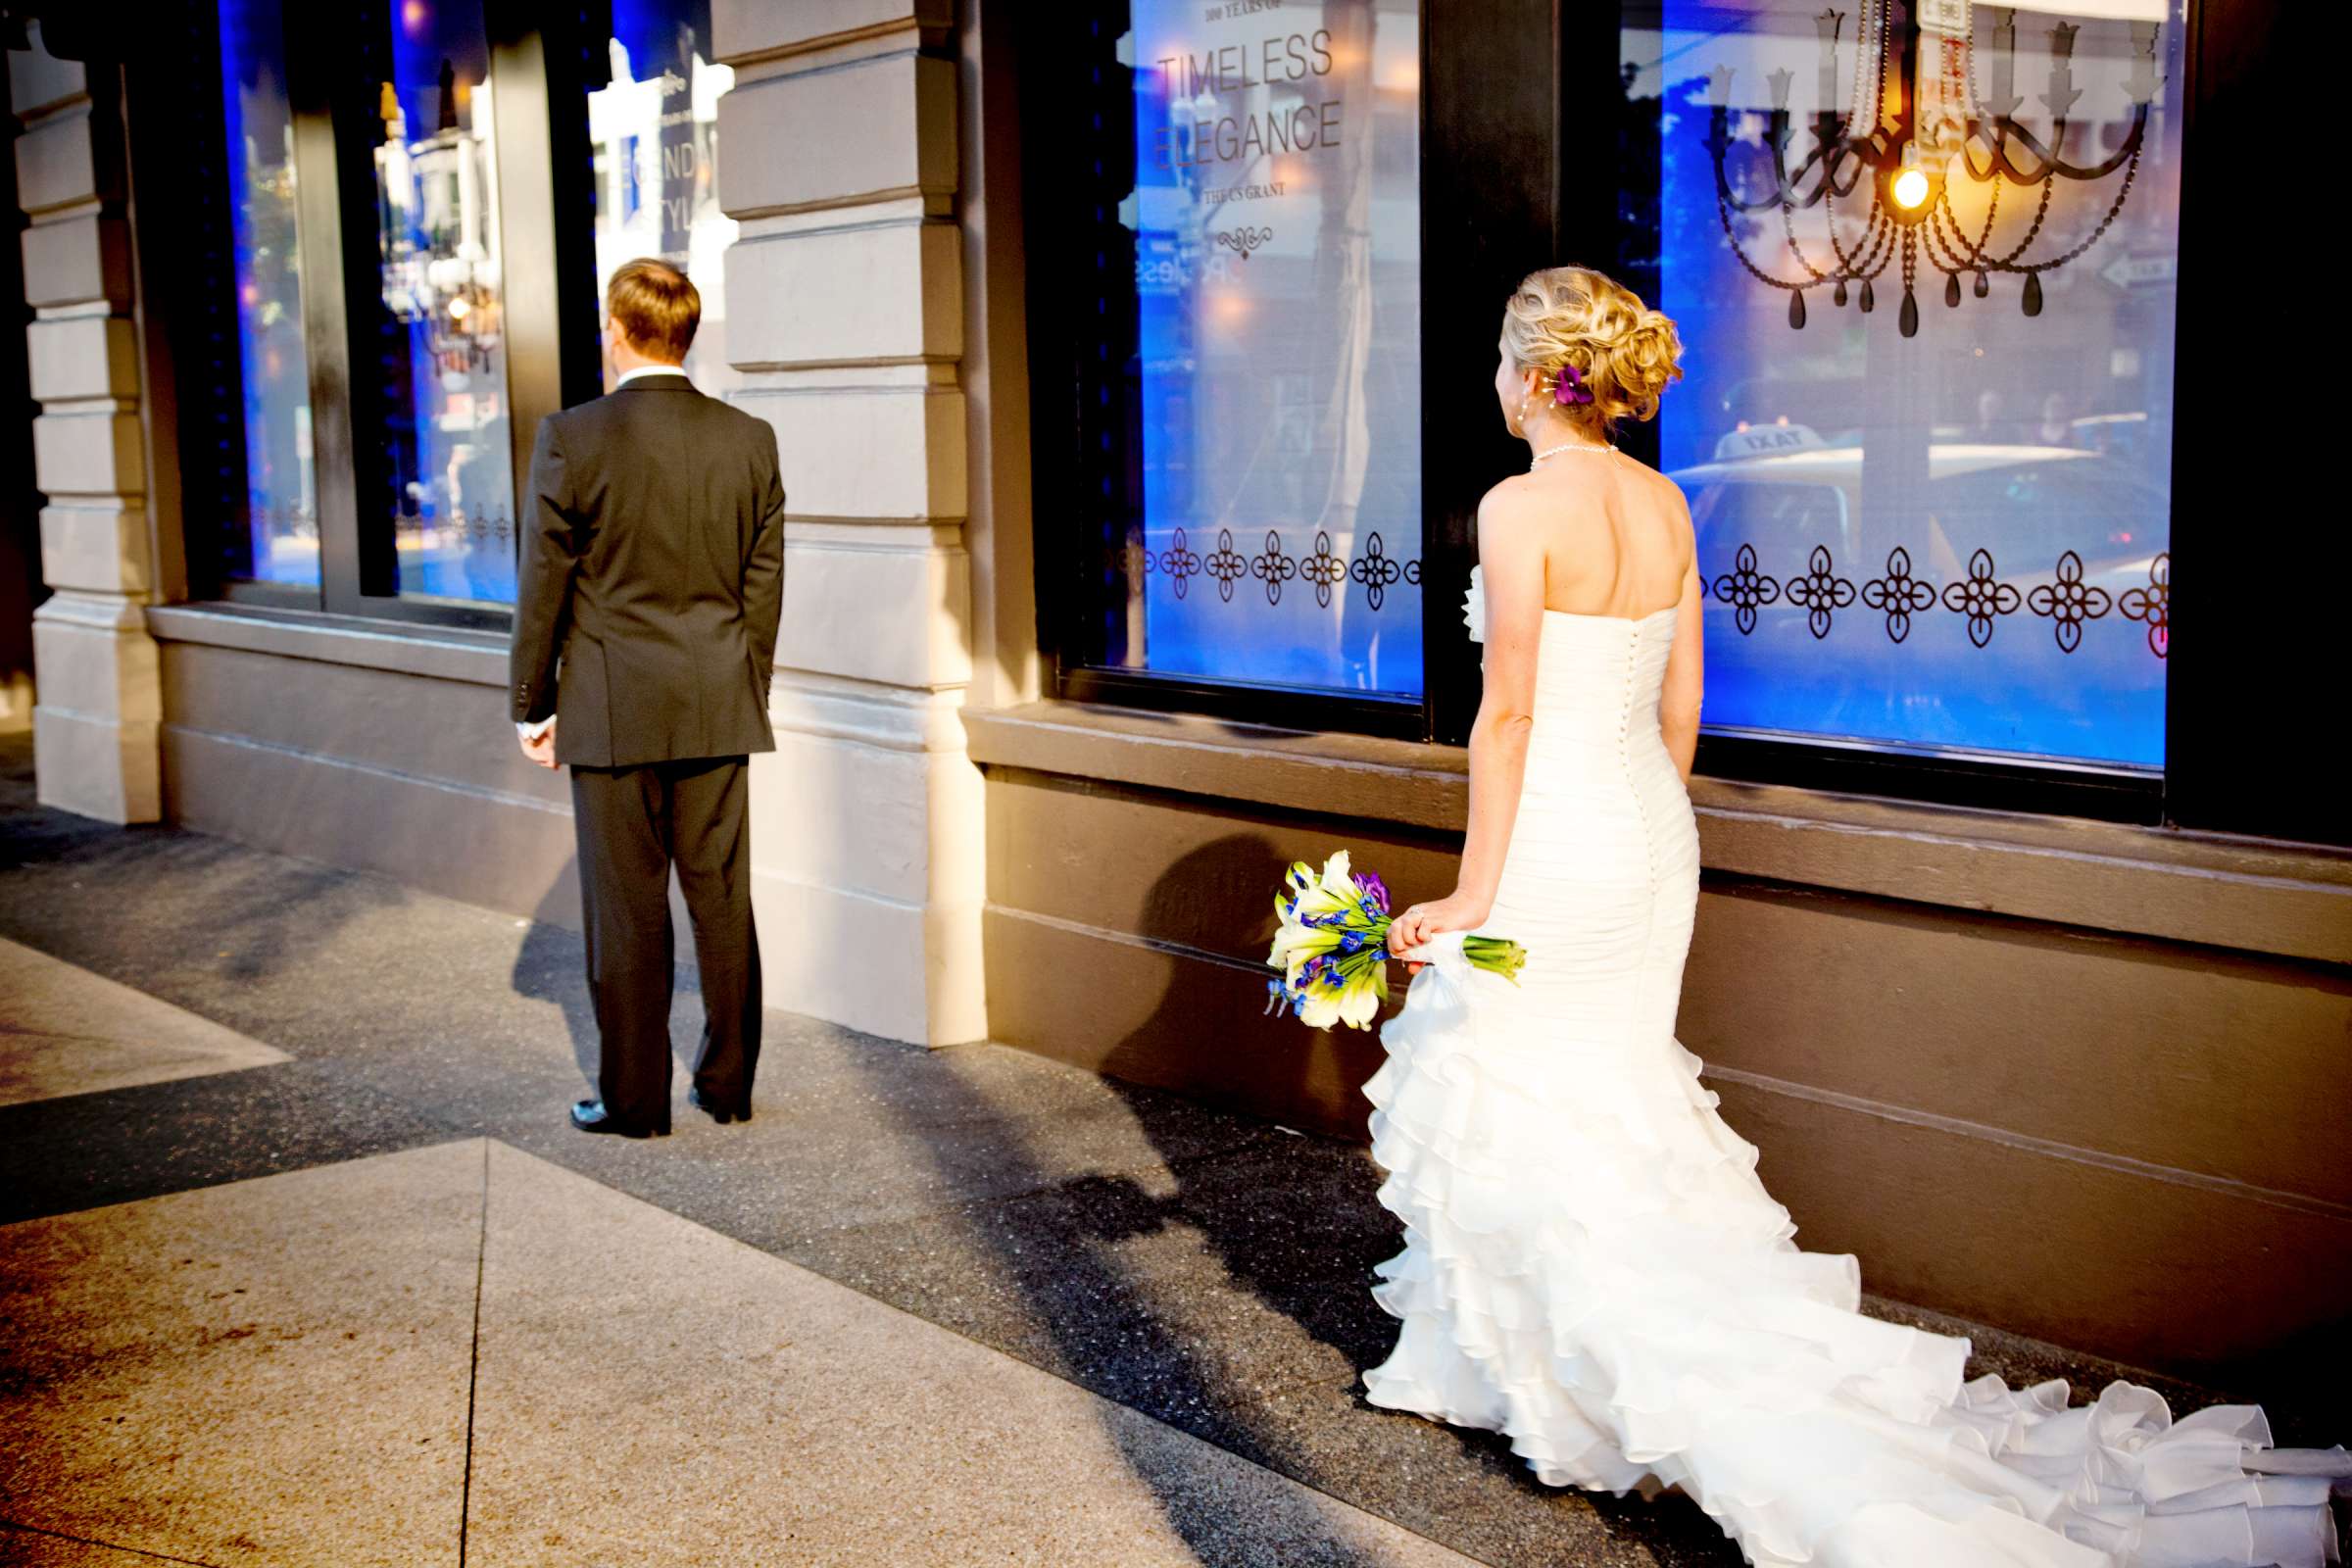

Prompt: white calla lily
xmin=1338 ymin=985 xmax=1381 ymax=1029
xmin=1318 ymin=851 xmax=1357 ymax=901
xmin=1295 ymin=988 xmax=1343 ymax=1029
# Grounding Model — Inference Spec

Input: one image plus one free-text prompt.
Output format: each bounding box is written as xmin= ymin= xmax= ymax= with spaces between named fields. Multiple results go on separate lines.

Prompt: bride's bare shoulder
xmin=1471 ymin=478 xmax=1553 ymax=590
xmin=1605 ymin=460 xmax=1695 ymax=542
xmin=1478 ymin=466 xmax=1655 ymax=529
xmin=1478 ymin=470 xmax=1604 ymax=533
xmin=1474 ymin=475 xmax=1559 ymax=551
xmin=1477 ymin=470 xmax=1546 ymax=515
xmin=1620 ymin=455 xmax=1690 ymax=507
xmin=1478 ymin=460 xmax=1689 ymax=525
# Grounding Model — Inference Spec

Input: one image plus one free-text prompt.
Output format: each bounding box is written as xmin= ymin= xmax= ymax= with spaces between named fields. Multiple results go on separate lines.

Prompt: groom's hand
xmin=519 ymin=722 xmax=558 ymax=769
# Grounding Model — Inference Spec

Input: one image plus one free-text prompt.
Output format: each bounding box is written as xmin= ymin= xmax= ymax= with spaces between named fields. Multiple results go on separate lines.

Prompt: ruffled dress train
xmin=1363 ymin=605 xmax=2348 ymax=1568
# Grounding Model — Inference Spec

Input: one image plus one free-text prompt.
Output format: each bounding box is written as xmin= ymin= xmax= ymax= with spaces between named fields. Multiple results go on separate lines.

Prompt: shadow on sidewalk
xmin=841 ymin=834 xmax=1736 ymax=1566
xmin=829 ymin=836 xmax=1396 ymax=1564
xmin=1092 ymin=839 xmax=1734 ymax=1563
xmin=508 ymin=861 xmax=711 ymax=1104
xmin=0 ymin=734 xmax=402 ymax=997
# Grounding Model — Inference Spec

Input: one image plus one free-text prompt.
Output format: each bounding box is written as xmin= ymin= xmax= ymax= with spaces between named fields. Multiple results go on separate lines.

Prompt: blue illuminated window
xmin=1641 ymin=2 xmax=2180 ymax=769
xmin=217 ymin=0 xmax=316 ymax=587
xmin=1099 ymin=0 xmax=1425 ymax=698
xmin=369 ymin=0 xmax=517 ymax=606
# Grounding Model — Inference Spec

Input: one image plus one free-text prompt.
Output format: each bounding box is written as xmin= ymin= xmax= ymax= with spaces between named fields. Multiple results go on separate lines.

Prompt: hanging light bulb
xmin=1889 ymin=141 xmax=1933 ymax=212
xmin=1707 ymin=3 xmax=2156 ymax=338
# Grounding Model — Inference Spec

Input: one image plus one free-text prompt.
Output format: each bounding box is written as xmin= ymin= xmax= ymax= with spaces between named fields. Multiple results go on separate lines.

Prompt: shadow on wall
xmin=1031 ymin=824 xmax=1412 ymax=1138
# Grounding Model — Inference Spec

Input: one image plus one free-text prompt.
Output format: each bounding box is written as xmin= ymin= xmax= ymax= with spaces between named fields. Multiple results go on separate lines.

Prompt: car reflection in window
xmin=1679 ymin=433 xmax=2167 ymax=645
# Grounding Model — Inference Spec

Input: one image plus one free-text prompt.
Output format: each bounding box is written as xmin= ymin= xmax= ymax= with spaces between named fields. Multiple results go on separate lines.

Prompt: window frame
xmin=1017 ymin=0 xmax=1491 ymax=746
xmin=1016 ymin=0 xmax=2271 ymax=834
xmin=1566 ymin=3 xmax=2177 ymax=826
xmin=141 ymin=0 xmax=606 ymax=635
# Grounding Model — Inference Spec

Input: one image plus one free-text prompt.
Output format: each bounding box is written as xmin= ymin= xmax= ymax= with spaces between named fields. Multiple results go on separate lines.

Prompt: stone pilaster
xmin=10 ymin=25 xmax=158 ymax=822
xmin=712 ymin=1 xmax=985 ymax=1046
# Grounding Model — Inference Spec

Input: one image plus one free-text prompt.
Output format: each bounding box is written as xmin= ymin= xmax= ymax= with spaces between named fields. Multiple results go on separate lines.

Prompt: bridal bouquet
xmin=1264 ymin=851 xmax=1528 ymax=1030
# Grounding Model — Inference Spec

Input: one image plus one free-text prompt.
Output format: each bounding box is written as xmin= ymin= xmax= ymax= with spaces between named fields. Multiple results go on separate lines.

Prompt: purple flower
xmin=1352 ymin=871 xmax=1390 ymax=914
xmin=1554 ymin=364 xmax=1593 ymax=407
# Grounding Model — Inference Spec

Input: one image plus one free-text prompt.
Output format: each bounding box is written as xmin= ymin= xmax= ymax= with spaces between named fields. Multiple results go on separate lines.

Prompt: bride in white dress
xmin=1366 ymin=266 xmax=2349 ymax=1568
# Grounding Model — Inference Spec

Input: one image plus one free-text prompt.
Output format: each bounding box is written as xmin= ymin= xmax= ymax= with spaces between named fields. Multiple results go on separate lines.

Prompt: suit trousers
xmin=569 ymin=757 xmax=761 ymax=1128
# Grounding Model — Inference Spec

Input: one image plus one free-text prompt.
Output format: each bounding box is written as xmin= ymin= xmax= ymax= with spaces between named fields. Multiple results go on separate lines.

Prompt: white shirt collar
xmin=615 ymin=363 xmax=690 ymax=388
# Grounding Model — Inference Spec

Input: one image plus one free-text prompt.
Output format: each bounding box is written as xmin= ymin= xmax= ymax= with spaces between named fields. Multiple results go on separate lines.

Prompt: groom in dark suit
xmin=511 ymin=258 xmax=786 ymax=1138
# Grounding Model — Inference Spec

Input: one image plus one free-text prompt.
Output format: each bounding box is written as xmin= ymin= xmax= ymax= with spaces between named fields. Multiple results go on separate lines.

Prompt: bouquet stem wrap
xmin=1264 ymin=852 xmax=1528 ymax=1031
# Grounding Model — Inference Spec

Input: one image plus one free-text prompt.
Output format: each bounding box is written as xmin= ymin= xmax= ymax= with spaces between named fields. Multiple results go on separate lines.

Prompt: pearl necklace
xmin=1530 ymin=441 xmax=1615 ymax=467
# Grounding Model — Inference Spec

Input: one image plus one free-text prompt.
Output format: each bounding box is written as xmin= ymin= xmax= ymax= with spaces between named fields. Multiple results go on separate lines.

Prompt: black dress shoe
xmin=569 ymin=1099 xmax=669 ymax=1138
xmin=689 ymin=1085 xmax=752 ymax=1125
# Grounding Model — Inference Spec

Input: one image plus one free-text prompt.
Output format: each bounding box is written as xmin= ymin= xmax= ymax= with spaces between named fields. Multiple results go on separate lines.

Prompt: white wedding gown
xmin=1364 ymin=587 xmax=2349 ymax=1567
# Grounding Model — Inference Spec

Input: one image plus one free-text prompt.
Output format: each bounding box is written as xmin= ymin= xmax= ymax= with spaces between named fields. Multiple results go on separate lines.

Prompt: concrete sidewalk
xmin=2 ymin=1129 xmax=1483 ymax=1567
xmin=0 ymin=733 xmax=2328 ymax=1567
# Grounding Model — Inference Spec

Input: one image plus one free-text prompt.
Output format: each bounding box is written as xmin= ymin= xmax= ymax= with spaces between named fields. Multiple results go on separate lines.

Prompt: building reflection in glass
xmin=588 ymin=0 xmax=738 ymax=396
xmin=219 ymin=0 xmax=317 ymax=586
xmin=372 ymin=0 xmax=515 ymax=605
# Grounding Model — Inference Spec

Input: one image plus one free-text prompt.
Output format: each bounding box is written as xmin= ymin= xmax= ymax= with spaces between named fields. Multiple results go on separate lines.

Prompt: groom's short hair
xmin=607 ymin=259 xmax=700 ymax=362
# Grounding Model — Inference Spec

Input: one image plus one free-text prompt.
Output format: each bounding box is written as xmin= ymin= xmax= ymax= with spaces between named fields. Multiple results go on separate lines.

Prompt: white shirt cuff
xmin=516 ymin=716 xmax=556 ymax=742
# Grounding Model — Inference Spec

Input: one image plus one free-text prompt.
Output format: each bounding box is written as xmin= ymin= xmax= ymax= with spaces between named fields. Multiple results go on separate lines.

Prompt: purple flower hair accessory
xmin=1553 ymin=363 xmax=1594 ymax=407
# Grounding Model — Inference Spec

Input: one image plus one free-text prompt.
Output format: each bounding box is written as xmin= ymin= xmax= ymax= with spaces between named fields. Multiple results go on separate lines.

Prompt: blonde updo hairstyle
xmin=1500 ymin=266 xmax=1684 ymax=438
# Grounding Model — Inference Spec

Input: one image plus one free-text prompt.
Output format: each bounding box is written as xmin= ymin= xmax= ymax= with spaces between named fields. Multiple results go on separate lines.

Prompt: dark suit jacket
xmin=510 ymin=372 xmax=786 ymax=768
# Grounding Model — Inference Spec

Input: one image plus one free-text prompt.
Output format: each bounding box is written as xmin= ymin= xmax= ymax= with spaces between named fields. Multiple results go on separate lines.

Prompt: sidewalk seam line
xmin=458 ymin=1136 xmax=489 ymax=1567
xmin=0 ymin=1519 xmax=230 ymax=1566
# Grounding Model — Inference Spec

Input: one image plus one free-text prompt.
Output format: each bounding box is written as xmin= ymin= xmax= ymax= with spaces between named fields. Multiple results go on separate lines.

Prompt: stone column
xmin=10 ymin=26 xmax=159 ymax=823
xmin=711 ymin=0 xmax=984 ymax=1046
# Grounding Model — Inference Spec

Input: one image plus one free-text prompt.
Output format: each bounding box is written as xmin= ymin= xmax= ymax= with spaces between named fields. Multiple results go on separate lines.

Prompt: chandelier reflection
xmin=1707 ymin=3 xmax=2161 ymax=337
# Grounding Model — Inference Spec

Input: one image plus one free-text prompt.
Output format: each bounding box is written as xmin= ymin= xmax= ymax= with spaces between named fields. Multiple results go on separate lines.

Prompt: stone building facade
xmin=6 ymin=0 xmax=2344 ymax=1411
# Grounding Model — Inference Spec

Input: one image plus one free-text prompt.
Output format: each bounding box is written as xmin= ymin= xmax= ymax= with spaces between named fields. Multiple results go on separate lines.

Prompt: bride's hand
xmin=1388 ymin=890 xmax=1493 ymax=972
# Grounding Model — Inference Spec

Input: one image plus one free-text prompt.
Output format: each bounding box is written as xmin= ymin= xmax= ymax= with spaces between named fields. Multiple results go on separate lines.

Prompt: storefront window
xmin=218 ymin=0 xmax=316 ymax=587
xmin=1631 ymin=0 xmax=2180 ymax=770
xmin=371 ymin=0 xmax=516 ymax=605
xmin=1081 ymin=0 xmax=1423 ymax=698
xmin=589 ymin=0 xmax=738 ymax=395
xmin=186 ymin=5 xmax=728 ymax=622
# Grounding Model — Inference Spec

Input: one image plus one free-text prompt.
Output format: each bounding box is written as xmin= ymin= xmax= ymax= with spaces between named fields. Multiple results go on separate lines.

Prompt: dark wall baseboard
xmin=163 ymin=723 xmax=580 ymax=930
xmin=1707 ymin=1069 xmax=2350 ymax=1402
xmin=157 ymin=637 xmax=582 ymax=930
